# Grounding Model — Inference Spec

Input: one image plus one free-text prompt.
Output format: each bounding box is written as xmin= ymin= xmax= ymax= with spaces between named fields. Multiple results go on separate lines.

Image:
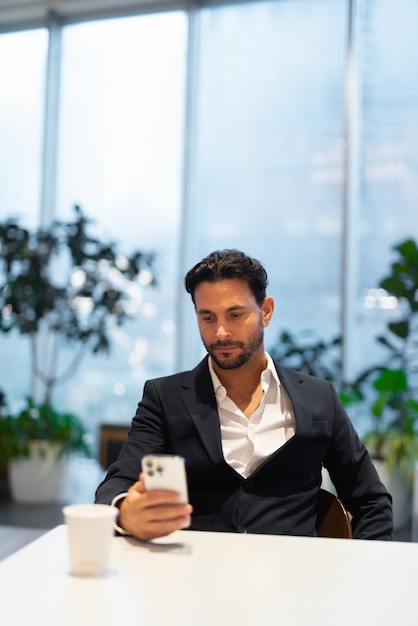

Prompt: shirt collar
xmin=208 ymin=352 xmax=280 ymax=401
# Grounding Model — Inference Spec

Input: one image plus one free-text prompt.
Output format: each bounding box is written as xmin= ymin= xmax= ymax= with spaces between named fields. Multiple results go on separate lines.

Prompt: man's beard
xmin=203 ymin=323 xmax=264 ymax=370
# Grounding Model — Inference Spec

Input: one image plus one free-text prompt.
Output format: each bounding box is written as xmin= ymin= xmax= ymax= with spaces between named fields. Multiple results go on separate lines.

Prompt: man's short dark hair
xmin=184 ymin=249 xmax=268 ymax=305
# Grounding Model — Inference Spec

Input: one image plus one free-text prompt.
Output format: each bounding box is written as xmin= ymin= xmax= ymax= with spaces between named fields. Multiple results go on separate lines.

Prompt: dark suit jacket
xmin=95 ymin=356 xmax=393 ymax=539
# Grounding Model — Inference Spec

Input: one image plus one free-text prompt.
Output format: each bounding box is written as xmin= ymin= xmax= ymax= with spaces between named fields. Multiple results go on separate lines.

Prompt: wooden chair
xmin=99 ymin=424 xmax=130 ymax=469
xmin=315 ymin=488 xmax=353 ymax=539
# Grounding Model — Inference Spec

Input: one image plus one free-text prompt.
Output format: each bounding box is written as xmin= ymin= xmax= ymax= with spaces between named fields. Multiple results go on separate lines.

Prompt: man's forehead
xmin=194 ymin=278 xmax=252 ymax=294
xmin=193 ymin=279 xmax=257 ymax=309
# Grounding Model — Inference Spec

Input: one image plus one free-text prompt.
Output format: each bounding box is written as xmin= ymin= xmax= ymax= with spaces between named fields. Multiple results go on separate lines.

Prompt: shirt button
xmin=237 ymin=526 xmax=248 ymax=534
xmin=248 ymin=466 xmax=255 ymax=474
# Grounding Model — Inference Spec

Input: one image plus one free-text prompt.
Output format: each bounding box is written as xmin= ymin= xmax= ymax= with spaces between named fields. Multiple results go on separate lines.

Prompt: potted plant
xmin=0 ymin=394 xmax=93 ymax=502
xmin=340 ymin=239 xmax=418 ymax=527
xmin=0 ymin=205 xmax=156 ymax=502
xmin=269 ymin=238 xmax=418 ymax=528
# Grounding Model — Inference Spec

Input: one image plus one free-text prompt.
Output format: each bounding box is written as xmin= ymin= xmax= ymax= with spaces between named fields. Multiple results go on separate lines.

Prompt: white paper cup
xmin=63 ymin=504 xmax=118 ymax=576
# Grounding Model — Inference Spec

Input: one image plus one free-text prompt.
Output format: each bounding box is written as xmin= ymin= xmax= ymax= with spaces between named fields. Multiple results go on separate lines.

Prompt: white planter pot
xmin=9 ymin=441 xmax=71 ymax=504
xmin=373 ymin=459 xmax=411 ymax=531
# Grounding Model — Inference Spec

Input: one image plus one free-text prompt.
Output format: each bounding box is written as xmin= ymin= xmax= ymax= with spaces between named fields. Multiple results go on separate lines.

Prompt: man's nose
xmin=215 ymin=324 xmax=230 ymax=339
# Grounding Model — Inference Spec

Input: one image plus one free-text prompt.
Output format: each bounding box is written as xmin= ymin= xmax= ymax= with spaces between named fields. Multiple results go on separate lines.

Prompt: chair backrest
xmin=315 ymin=488 xmax=353 ymax=539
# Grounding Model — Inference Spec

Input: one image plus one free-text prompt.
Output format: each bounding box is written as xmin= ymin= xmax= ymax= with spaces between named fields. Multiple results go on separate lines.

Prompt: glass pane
xmin=0 ymin=29 xmax=47 ymax=407
xmin=189 ymin=0 xmax=347 ymax=362
xmin=0 ymin=29 xmax=47 ymax=222
xmin=354 ymin=0 xmax=418 ymax=372
xmin=56 ymin=13 xmax=187 ymax=435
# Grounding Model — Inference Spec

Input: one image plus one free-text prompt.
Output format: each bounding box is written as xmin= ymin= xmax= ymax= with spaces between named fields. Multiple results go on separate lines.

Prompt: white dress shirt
xmin=208 ymin=352 xmax=295 ymax=478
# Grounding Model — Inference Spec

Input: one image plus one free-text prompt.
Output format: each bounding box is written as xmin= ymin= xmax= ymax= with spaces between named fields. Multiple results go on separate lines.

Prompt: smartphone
xmin=141 ymin=454 xmax=189 ymax=504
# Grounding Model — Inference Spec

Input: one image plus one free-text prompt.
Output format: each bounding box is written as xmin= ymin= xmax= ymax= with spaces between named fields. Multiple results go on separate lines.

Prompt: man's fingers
xmin=144 ymin=503 xmax=193 ymax=523
xmin=139 ymin=509 xmax=192 ymax=540
xmin=119 ymin=478 xmax=193 ymax=541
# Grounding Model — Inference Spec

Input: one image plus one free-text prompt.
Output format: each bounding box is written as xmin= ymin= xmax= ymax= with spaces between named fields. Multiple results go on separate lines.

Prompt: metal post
xmin=341 ymin=0 xmax=363 ymax=384
xmin=176 ymin=2 xmax=202 ymax=372
xmin=40 ymin=10 xmax=63 ymax=227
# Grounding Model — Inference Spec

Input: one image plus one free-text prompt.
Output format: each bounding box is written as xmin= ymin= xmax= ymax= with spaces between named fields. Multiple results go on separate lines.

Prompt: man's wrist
xmin=111 ymin=492 xmax=130 ymax=535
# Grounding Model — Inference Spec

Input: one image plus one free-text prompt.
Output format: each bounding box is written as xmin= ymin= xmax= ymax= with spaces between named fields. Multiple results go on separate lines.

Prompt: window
xmin=184 ymin=0 xmax=347 ymax=365
xmin=0 ymin=28 xmax=47 ymax=402
xmin=1 ymin=0 xmax=417 ymax=444
xmin=0 ymin=29 xmax=47 ymax=221
xmin=55 ymin=12 xmax=187 ymax=429
xmin=349 ymin=0 xmax=418 ymax=377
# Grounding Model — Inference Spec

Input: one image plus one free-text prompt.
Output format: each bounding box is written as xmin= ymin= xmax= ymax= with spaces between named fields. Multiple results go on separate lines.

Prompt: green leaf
xmin=396 ymin=239 xmax=418 ymax=263
xmin=371 ymin=394 xmax=388 ymax=418
xmin=373 ymin=369 xmax=407 ymax=393
xmin=380 ymin=277 xmax=407 ymax=298
xmin=339 ymin=389 xmax=363 ymax=407
xmin=376 ymin=335 xmax=399 ymax=353
xmin=388 ymin=320 xmax=409 ymax=339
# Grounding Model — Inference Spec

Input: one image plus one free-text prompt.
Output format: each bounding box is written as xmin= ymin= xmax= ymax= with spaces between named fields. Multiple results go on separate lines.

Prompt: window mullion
xmin=40 ymin=10 xmax=62 ymax=227
xmin=341 ymin=0 xmax=364 ymax=384
xmin=176 ymin=3 xmax=202 ymax=372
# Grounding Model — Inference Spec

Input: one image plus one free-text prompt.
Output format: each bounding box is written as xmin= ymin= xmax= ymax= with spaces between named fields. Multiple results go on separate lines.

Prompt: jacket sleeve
xmin=324 ymin=383 xmax=393 ymax=540
xmin=95 ymin=378 xmax=168 ymax=505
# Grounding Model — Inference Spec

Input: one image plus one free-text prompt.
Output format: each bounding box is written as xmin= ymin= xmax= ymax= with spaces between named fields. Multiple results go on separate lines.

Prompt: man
xmin=95 ymin=249 xmax=393 ymax=540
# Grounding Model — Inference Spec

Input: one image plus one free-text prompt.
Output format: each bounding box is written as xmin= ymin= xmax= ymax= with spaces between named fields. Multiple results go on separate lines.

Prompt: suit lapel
xmin=273 ymin=361 xmax=314 ymax=438
xmin=179 ymin=358 xmax=224 ymax=464
xmin=248 ymin=362 xmax=316 ymax=476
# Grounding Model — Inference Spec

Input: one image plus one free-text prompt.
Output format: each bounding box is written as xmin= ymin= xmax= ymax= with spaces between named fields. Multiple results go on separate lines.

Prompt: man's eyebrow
xmin=196 ymin=305 xmax=246 ymax=315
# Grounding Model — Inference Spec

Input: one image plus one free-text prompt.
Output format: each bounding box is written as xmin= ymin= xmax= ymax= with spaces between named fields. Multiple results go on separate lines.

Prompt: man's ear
xmin=261 ymin=296 xmax=274 ymax=327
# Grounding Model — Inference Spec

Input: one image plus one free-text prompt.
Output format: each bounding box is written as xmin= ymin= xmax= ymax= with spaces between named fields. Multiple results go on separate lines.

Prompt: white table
xmin=1 ymin=525 xmax=417 ymax=626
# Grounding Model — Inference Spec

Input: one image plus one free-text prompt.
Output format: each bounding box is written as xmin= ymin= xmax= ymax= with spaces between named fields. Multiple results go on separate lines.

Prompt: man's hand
xmin=117 ymin=473 xmax=193 ymax=540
